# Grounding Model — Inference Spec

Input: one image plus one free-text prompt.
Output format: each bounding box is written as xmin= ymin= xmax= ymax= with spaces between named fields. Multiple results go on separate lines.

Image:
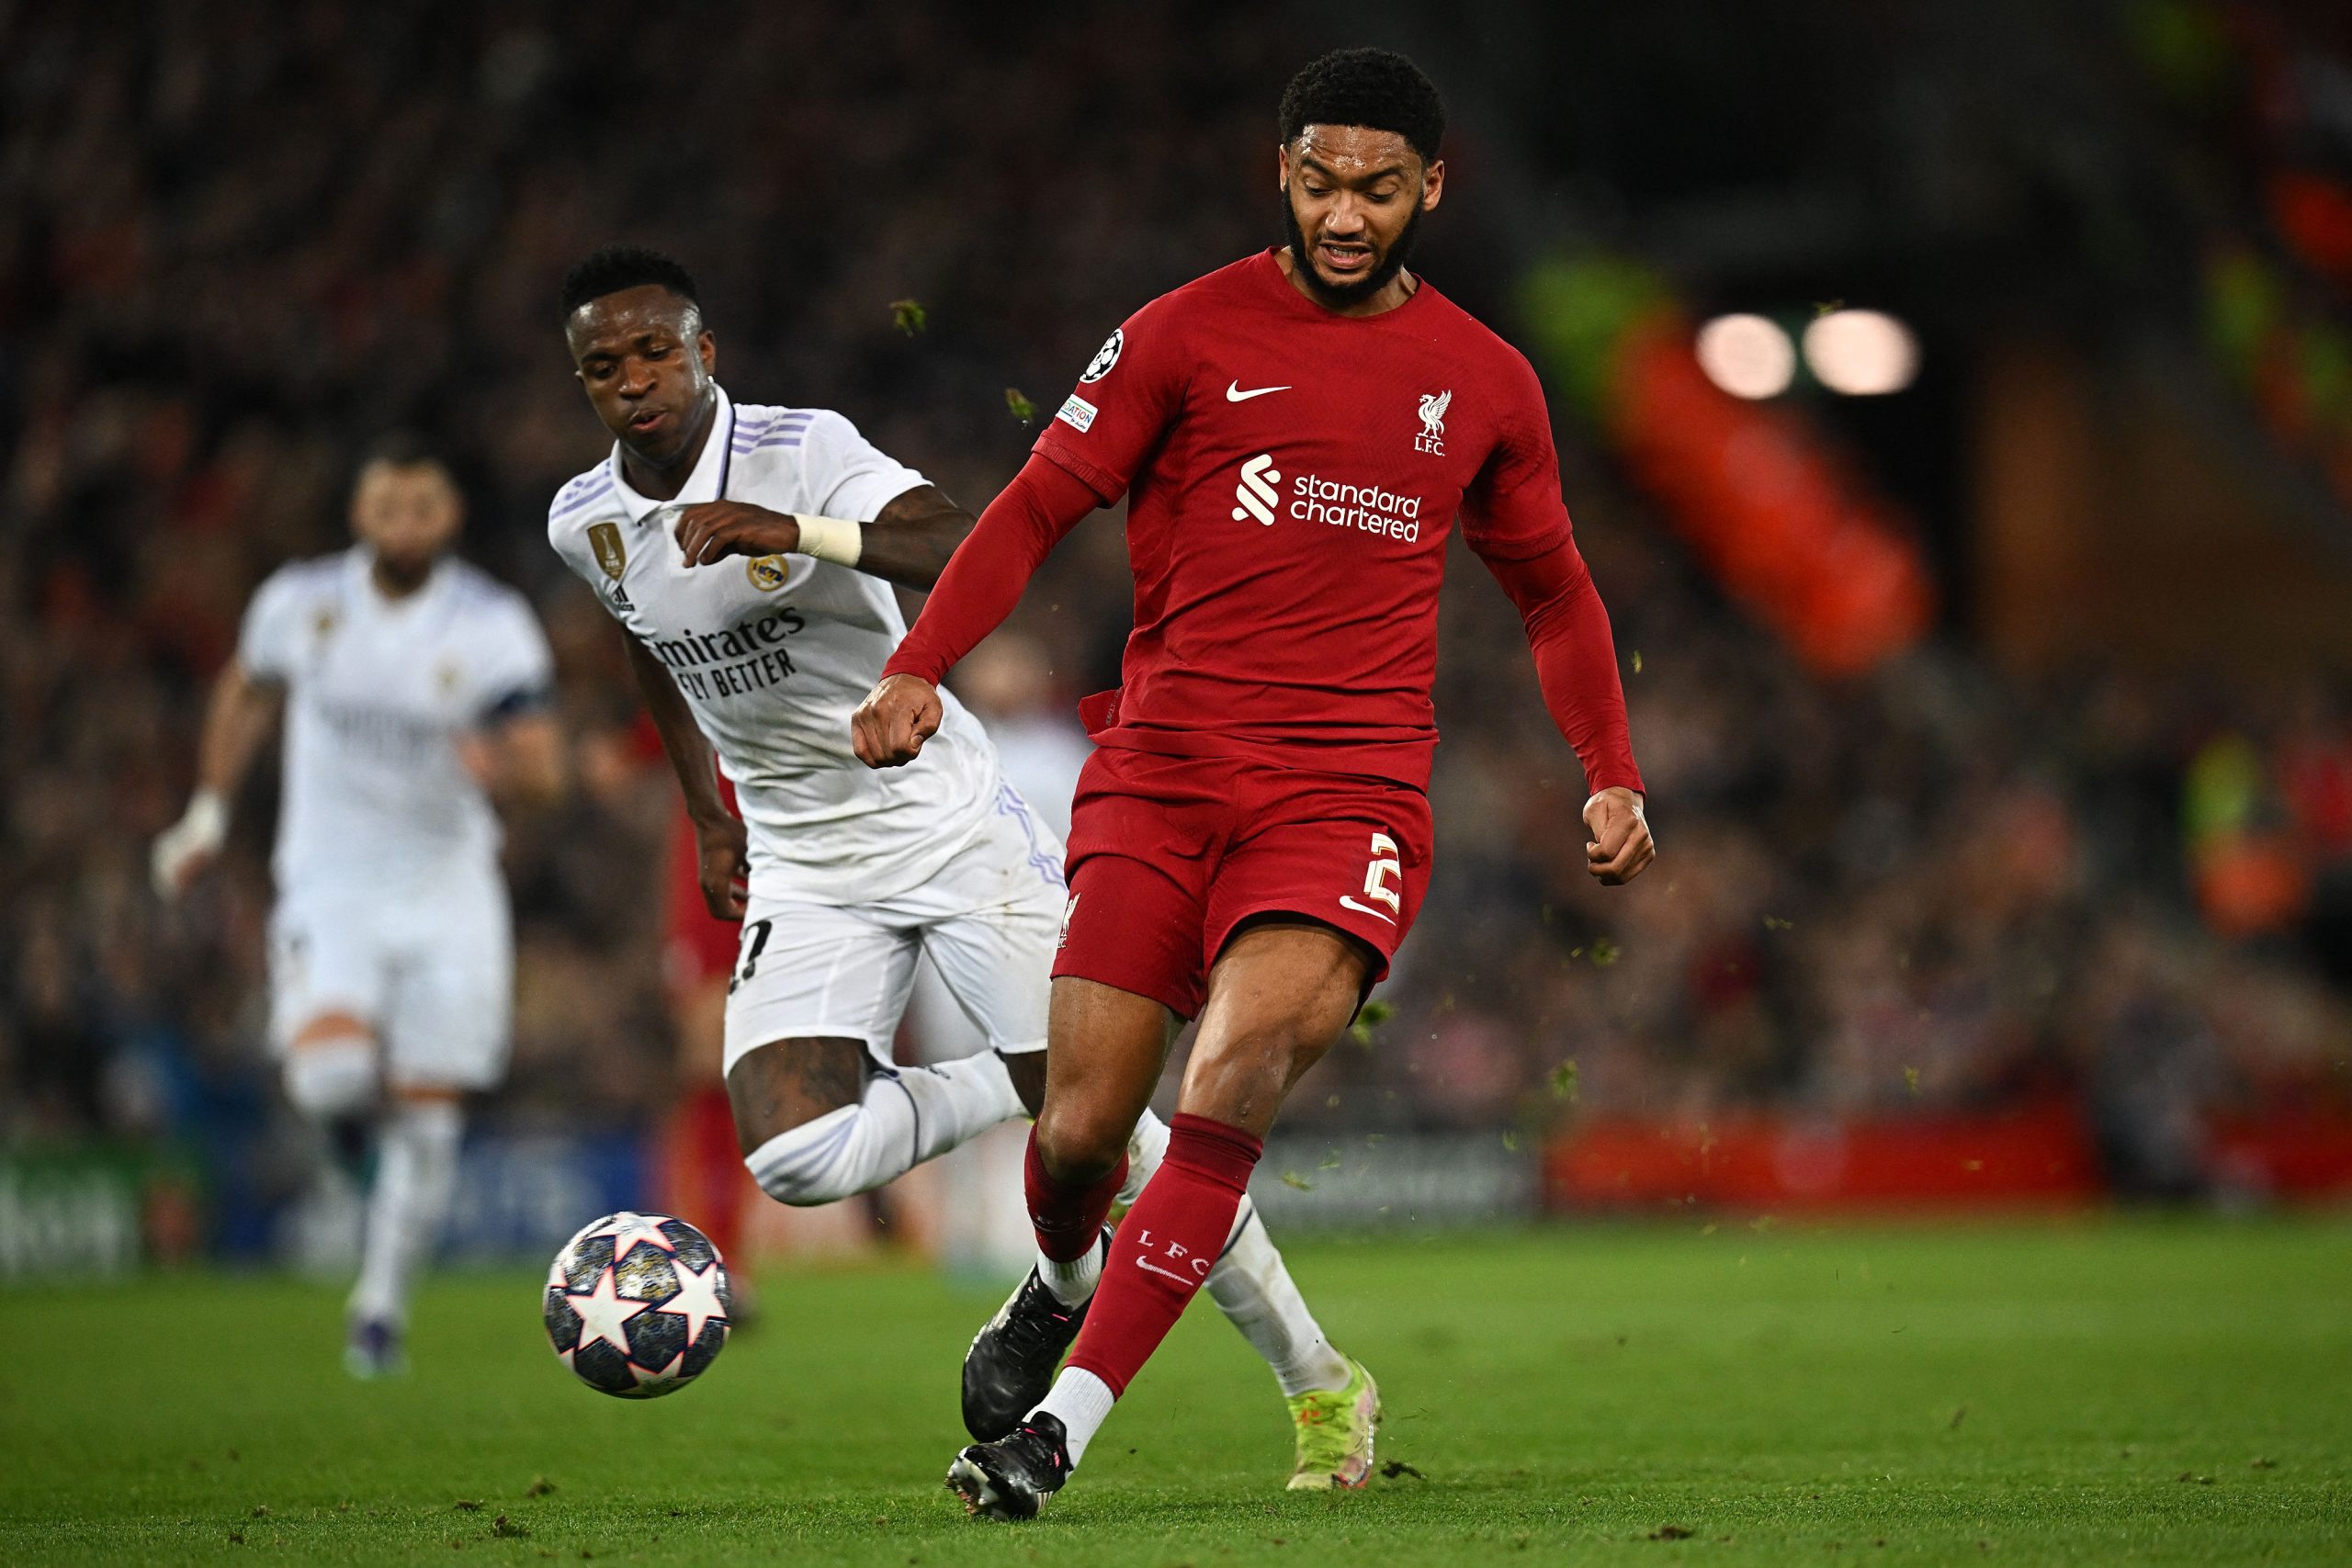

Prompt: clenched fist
xmin=852 ymin=673 xmax=943 ymax=768
xmin=1583 ymin=787 xmax=1655 ymax=886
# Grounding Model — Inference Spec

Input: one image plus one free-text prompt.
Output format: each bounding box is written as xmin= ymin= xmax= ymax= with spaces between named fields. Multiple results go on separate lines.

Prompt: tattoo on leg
xmin=726 ymin=1037 xmax=875 ymax=1153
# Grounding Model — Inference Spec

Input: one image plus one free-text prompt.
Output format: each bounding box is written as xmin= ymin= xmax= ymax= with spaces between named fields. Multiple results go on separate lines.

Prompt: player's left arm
xmin=668 ymin=483 xmax=972 ymax=592
xmin=1465 ymin=357 xmax=1653 ymax=887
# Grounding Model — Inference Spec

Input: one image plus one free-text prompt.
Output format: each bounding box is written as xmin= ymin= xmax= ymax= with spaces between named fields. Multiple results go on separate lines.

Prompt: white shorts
xmin=268 ymin=877 xmax=513 ymax=1091
xmin=722 ymin=784 xmax=1065 ymax=1076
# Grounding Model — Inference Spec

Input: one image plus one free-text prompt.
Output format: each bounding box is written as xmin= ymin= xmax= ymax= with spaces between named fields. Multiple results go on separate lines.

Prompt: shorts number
xmin=728 ymin=919 xmax=774 ymax=997
xmin=1362 ymin=833 xmax=1402 ymax=915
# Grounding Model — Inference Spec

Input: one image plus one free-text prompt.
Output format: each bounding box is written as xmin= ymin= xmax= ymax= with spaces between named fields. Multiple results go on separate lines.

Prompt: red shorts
xmin=1051 ymin=746 xmax=1432 ymax=1019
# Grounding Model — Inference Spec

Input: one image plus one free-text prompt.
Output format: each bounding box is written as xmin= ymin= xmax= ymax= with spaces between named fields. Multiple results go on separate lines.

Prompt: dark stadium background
xmin=6 ymin=0 xmax=2351 ymax=1275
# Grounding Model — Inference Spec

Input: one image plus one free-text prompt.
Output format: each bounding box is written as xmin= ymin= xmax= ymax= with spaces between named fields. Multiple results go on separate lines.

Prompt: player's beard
xmin=1281 ymin=194 xmax=1423 ymax=309
xmin=370 ymin=548 xmax=437 ymax=596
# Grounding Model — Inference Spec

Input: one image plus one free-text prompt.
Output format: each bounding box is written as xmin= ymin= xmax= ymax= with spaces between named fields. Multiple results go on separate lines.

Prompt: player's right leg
xmin=726 ymin=895 xmax=1024 ymax=1209
xmin=946 ymin=973 xmax=1170 ymax=1520
xmin=285 ymin=1000 xmax=398 ymax=1374
xmin=269 ymin=897 xmax=404 ymax=1374
xmin=282 ymin=1009 xmax=379 ymax=1160
xmin=956 ymin=976 xmax=1172 ymax=1444
xmin=273 ymin=900 xmax=384 ymax=1145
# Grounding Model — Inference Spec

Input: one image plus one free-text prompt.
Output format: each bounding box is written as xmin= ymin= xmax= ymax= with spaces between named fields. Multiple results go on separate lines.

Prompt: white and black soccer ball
xmin=543 ymin=1212 xmax=734 ymax=1398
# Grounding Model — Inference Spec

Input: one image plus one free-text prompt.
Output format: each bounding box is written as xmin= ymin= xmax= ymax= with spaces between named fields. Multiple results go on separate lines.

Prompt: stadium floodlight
xmin=1802 ymin=309 xmax=1919 ymax=395
xmin=1694 ymin=314 xmax=1797 ymax=400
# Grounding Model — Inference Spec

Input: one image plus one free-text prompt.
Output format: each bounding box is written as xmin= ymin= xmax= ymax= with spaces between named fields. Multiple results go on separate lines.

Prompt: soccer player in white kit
xmin=549 ymin=248 xmax=1365 ymax=1481
xmin=152 ymin=434 xmax=562 ymax=1377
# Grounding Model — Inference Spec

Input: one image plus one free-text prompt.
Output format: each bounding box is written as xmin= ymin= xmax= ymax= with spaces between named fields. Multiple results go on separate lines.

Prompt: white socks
xmin=1035 ymin=1367 xmax=1117 ymax=1466
xmin=744 ymin=1053 xmax=1023 ymax=1207
xmin=1206 ymin=1204 xmax=1351 ymax=1397
xmin=1033 ymin=1108 xmax=1351 ymax=1401
xmin=348 ymin=1099 xmax=461 ymax=1328
xmin=1039 ymin=1239 xmax=1104 ymax=1306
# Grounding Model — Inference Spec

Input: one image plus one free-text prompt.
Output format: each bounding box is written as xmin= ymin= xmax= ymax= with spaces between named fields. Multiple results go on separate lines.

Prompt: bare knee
xmin=1035 ymin=976 xmax=1180 ymax=1184
xmin=283 ymin=1011 xmax=378 ymax=1118
xmin=1035 ymin=1096 xmax=1134 ymax=1188
xmin=725 ymin=1036 xmax=873 ymax=1156
xmin=730 ymin=1037 xmax=879 ymax=1208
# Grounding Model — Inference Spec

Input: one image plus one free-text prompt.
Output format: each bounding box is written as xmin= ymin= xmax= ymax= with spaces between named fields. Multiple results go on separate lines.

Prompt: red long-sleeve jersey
xmin=887 ymin=249 xmax=1643 ymax=797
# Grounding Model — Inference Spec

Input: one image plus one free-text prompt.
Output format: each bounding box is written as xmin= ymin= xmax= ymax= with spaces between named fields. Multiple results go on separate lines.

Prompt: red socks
xmin=1025 ymin=1128 xmax=1129 ymax=1262
xmin=1067 ymin=1113 xmax=1262 ymax=1397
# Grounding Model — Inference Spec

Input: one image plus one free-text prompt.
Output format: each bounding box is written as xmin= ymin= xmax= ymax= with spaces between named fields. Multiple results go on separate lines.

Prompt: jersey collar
xmin=608 ymin=385 xmax=737 ymax=525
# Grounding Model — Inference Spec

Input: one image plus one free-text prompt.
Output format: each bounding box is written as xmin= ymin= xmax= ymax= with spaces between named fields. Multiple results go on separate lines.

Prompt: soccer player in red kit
xmin=853 ymin=48 xmax=1654 ymax=1518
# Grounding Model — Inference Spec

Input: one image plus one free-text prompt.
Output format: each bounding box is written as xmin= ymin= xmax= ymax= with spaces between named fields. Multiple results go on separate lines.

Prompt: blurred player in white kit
xmin=153 ymin=434 xmax=563 ymax=1377
xmin=548 ymin=247 xmax=1367 ymax=1477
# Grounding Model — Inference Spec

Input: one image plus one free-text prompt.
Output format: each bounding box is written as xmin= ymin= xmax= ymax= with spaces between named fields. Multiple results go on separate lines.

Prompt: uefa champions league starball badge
xmin=543 ymin=1212 xmax=734 ymax=1397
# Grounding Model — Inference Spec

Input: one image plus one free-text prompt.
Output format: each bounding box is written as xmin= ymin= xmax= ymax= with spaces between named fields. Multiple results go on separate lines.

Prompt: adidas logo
xmin=1229 ymin=453 xmax=1282 ymax=525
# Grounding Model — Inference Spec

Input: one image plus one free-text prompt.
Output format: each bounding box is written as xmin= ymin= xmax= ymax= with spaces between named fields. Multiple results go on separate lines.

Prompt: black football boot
xmin=946 ymin=1412 xmax=1073 ymax=1521
xmin=960 ymin=1229 xmax=1109 ymax=1440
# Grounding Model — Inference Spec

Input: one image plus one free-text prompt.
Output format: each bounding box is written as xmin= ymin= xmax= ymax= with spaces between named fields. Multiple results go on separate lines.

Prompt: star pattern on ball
xmin=658 ymin=1258 xmax=729 ymax=1344
xmin=579 ymin=1212 xmax=679 ymax=1266
xmin=629 ymin=1350 xmax=685 ymax=1390
xmin=564 ymin=1265 xmax=651 ymax=1359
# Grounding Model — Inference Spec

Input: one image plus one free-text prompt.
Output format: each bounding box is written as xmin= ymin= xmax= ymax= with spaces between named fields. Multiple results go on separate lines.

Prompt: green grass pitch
xmin=3 ymin=1216 xmax=2346 ymax=1564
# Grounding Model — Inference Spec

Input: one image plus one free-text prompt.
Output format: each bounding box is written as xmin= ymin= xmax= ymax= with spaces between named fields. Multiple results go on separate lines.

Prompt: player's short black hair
xmin=358 ymin=429 xmax=447 ymax=473
xmin=1277 ymin=48 xmax=1445 ymax=165
xmin=560 ymin=245 xmax=700 ymax=320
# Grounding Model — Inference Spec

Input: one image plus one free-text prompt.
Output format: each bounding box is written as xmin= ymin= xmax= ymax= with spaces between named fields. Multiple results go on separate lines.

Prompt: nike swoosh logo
xmin=1338 ymin=896 xmax=1397 ymax=926
xmin=1226 ymin=381 xmax=1290 ymax=402
xmin=1135 ymin=1257 xmax=1198 ymax=1284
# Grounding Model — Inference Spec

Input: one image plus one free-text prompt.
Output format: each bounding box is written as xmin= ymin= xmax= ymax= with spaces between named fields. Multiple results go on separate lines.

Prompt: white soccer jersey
xmin=547 ymin=387 xmax=998 ymax=904
xmin=239 ymin=549 xmax=555 ymax=899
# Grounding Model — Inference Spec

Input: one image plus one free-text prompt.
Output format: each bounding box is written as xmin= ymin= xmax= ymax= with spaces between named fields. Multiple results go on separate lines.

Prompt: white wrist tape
xmin=153 ymin=789 xmax=229 ymax=898
xmin=794 ymin=514 xmax=863 ymax=568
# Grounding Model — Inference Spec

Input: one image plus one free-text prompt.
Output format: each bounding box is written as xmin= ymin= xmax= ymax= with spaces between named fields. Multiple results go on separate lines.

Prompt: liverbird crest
xmin=1418 ymin=389 xmax=1451 ymax=439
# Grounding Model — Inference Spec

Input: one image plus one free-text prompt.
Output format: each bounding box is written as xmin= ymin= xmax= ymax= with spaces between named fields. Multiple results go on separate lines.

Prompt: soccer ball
xmin=543 ymin=1212 xmax=734 ymax=1398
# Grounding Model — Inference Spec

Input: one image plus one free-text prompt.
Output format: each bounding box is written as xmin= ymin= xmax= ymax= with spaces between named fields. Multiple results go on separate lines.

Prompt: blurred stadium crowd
xmin=4 ymin=2 xmax=2348 ymax=1212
